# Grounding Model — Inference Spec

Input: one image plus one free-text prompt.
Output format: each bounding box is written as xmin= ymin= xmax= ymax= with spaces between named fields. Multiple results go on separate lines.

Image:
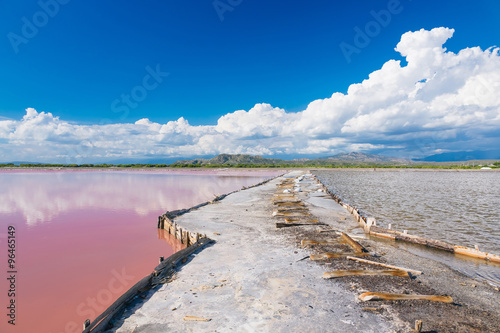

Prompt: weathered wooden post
xmin=415 ymin=319 xmax=422 ymax=332
xmin=365 ymin=217 xmax=376 ymax=233
xmin=83 ymin=319 xmax=90 ymax=331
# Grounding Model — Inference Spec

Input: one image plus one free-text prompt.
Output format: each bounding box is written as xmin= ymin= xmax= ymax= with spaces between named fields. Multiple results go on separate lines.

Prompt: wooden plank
xmin=271 ymin=199 xmax=297 ymax=203
xmin=273 ymin=207 xmax=309 ymax=212
xmin=318 ymin=229 xmax=340 ymax=233
xmin=284 ymin=218 xmax=318 ymax=223
xmin=370 ymin=226 xmax=454 ymax=251
xmin=395 ymin=233 xmax=454 ymax=252
xmin=370 ymin=226 xmax=400 ymax=235
xmin=276 ymin=222 xmax=325 ymax=228
xmin=454 ymin=246 xmax=500 ymax=263
xmin=369 ymin=231 xmax=396 ymax=240
xmin=323 ymin=269 xmax=409 ymax=279
xmin=272 ymin=196 xmax=296 ymax=200
xmin=346 ymin=256 xmax=423 ymax=275
xmin=301 ymin=240 xmax=338 ymax=246
xmin=370 ymin=227 xmax=500 ymax=263
xmin=310 ymin=252 xmax=370 ymax=260
xmin=358 ymin=292 xmax=453 ymax=303
xmin=340 ymin=232 xmax=368 ymax=253
xmin=273 ymin=212 xmax=311 ymax=217
xmin=274 ymin=201 xmax=305 ymax=206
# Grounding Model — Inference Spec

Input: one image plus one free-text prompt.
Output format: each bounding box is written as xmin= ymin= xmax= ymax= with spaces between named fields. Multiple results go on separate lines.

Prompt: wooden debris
xmin=340 ymin=232 xmax=368 ymax=253
xmin=273 ymin=201 xmax=304 ymax=206
xmin=362 ymin=307 xmax=383 ymax=313
xmin=369 ymin=226 xmax=454 ymax=251
xmin=395 ymin=233 xmax=454 ymax=252
xmin=358 ymin=292 xmax=453 ymax=303
xmin=301 ymin=240 xmax=338 ymax=247
xmin=284 ymin=218 xmax=318 ymax=223
xmin=323 ymin=269 xmax=409 ymax=279
xmin=276 ymin=222 xmax=325 ymax=229
xmin=272 ymin=195 xmax=296 ymax=198
xmin=369 ymin=226 xmax=400 ymax=235
xmin=346 ymin=256 xmax=423 ymax=275
xmin=369 ymin=227 xmax=500 ymax=263
xmin=271 ymin=200 xmax=298 ymax=204
xmin=183 ymin=315 xmax=211 ymax=322
xmin=273 ymin=207 xmax=309 ymax=212
xmin=274 ymin=201 xmax=305 ymax=208
xmin=454 ymin=246 xmax=500 ymax=263
xmin=310 ymin=252 xmax=370 ymax=260
xmin=414 ymin=320 xmax=423 ymax=332
xmin=369 ymin=231 xmax=396 ymax=240
xmin=274 ymin=212 xmax=311 ymax=217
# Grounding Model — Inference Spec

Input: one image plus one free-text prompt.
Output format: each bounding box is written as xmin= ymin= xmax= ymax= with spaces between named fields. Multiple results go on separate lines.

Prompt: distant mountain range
xmin=172 ymin=154 xmax=283 ymax=166
xmin=172 ymin=152 xmax=411 ymax=166
xmin=414 ymin=150 xmax=500 ymax=162
xmin=318 ymin=152 xmax=410 ymax=164
xmin=172 ymin=150 xmax=500 ymax=167
xmin=4 ymin=150 xmax=500 ymax=166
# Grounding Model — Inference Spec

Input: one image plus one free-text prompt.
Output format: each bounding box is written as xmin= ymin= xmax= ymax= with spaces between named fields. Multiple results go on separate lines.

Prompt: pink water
xmin=0 ymin=169 xmax=280 ymax=333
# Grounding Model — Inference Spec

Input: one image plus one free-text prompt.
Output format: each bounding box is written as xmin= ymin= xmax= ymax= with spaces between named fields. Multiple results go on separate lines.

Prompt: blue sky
xmin=1 ymin=0 xmax=500 ymax=163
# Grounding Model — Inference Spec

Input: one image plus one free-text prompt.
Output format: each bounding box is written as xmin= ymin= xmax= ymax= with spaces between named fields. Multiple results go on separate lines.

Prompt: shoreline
xmin=1 ymin=166 xmax=499 ymax=172
xmin=92 ymin=171 xmax=499 ymax=332
xmin=0 ymin=167 xmax=287 ymax=172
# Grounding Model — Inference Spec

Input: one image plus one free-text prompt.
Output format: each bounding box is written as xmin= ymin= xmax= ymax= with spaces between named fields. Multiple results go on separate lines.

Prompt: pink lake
xmin=0 ymin=169 xmax=281 ymax=333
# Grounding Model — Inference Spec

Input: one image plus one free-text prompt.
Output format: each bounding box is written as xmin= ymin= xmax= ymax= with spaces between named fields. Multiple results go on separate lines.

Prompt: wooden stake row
xmin=158 ymin=215 xmax=206 ymax=247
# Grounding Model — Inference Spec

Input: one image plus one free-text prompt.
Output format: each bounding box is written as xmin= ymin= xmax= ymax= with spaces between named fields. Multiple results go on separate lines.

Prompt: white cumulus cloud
xmin=1 ymin=27 xmax=499 ymax=163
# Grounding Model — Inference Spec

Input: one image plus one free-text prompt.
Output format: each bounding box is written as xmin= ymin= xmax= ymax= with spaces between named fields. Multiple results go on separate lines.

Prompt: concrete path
xmin=106 ymin=171 xmax=392 ymax=332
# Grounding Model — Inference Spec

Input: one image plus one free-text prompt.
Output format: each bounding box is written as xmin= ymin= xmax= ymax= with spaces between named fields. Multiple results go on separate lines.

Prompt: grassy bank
xmin=1 ymin=162 xmax=499 ymax=169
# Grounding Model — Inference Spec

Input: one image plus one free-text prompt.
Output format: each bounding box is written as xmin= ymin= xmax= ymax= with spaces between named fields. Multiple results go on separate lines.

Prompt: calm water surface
xmin=314 ymin=169 xmax=500 ymax=286
xmin=0 ymin=169 xmax=280 ymax=333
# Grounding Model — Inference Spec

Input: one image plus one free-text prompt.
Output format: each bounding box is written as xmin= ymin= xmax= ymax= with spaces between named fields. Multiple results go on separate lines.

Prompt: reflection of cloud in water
xmin=0 ymin=170 xmax=277 ymax=226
